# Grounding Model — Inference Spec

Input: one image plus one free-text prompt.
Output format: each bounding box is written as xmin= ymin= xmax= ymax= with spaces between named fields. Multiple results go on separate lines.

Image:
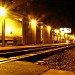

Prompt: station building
xmin=0 ymin=15 xmax=52 ymax=46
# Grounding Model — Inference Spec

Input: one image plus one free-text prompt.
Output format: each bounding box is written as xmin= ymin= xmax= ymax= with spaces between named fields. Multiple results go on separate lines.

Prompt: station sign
xmin=60 ymin=28 xmax=71 ymax=33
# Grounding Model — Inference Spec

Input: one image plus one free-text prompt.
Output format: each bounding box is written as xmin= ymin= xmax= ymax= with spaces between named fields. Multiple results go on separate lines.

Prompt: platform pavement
xmin=0 ymin=43 xmax=70 ymax=51
xmin=0 ymin=61 xmax=75 ymax=75
xmin=0 ymin=61 xmax=48 ymax=75
xmin=0 ymin=44 xmax=53 ymax=50
xmin=41 ymin=69 xmax=75 ymax=75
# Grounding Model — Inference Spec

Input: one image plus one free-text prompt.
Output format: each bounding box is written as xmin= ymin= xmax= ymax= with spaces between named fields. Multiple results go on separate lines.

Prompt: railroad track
xmin=0 ymin=44 xmax=74 ymax=64
xmin=0 ymin=44 xmax=65 ymax=57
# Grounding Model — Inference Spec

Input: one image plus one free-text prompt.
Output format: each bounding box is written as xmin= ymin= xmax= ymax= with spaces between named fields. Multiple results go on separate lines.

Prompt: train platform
xmin=0 ymin=61 xmax=75 ymax=75
xmin=41 ymin=69 xmax=75 ymax=75
xmin=0 ymin=43 xmax=70 ymax=51
xmin=0 ymin=44 xmax=53 ymax=50
xmin=0 ymin=61 xmax=48 ymax=75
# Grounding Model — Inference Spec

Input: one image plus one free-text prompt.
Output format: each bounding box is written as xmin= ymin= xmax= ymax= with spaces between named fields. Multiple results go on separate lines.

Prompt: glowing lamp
xmin=31 ymin=19 xmax=37 ymax=26
xmin=0 ymin=7 xmax=6 ymax=17
xmin=47 ymin=26 xmax=51 ymax=31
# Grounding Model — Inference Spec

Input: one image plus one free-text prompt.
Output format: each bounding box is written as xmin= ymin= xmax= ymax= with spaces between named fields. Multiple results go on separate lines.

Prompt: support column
xmin=2 ymin=17 xmax=5 ymax=47
xmin=50 ymin=30 xmax=52 ymax=43
xmin=22 ymin=17 xmax=37 ymax=45
xmin=22 ymin=17 xmax=30 ymax=45
xmin=43 ymin=26 xmax=50 ymax=44
xmin=29 ymin=21 xmax=36 ymax=44
xmin=36 ymin=25 xmax=41 ymax=44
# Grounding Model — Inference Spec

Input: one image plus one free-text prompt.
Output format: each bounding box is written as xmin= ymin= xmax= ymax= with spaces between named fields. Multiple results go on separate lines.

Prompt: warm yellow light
xmin=70 ymin=35 xmax=73 ymax=39
xmin=74 ymin=37 xmax=75 ymax=40
xmin=66 ymin=40 xmax=69 ymax=43
xmin=61 ymin=32 xmax=64 ymax=36
xmin=41 ymin=26 xmax=43 ymax=29
xmin=0 ymin=7 xmax=6 ymax=17
xmin=73 ymin=34 xmax=74 ymax=37
xmin=65 ymin=34 xmax=67 ymax=37
xmin=6 ymin=27 xmax=12 ymax=34
xmin=54 ymin=29 xmax=59 ymax=34
xmin=65 ymin=34 xmax=67 ymax=36
xmin=18 ymin=18 xmax=22 ymax=21
xmin=31 ymin=19 xmax=37 ymax=26
xmin=47 ymin=26 xmax=51 ymax=31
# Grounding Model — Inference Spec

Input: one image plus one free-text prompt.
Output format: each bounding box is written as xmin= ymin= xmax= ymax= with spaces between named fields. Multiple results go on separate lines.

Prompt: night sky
xmin=29 ymin=0 xmax=75 ymax=33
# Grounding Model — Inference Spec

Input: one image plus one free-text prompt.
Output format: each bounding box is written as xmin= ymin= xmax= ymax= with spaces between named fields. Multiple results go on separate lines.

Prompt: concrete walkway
xmin=0 ymin=61 xmax=48 ymax=75
xmin=0 ymin=44 xmax=52 ymax=50
xmin=41 ymin=69 xmax=75 ymax=75
xmin=0 ymin=43 xmax=70 ymax=51
xmin=0 ymin=61 xmax=75 ymax=75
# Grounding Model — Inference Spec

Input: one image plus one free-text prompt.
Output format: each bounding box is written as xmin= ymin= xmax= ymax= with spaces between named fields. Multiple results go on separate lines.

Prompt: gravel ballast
xmin=36 ymin=47 xmax=75 ymax=73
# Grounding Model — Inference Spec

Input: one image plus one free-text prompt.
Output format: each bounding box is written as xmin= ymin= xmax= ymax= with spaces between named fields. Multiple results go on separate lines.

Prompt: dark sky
xmin=29 ymin=0 xmax=75 ymax=33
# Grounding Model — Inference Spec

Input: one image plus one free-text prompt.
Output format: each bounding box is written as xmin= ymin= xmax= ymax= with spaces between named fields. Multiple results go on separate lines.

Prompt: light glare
xmin=0 ymin=7 xmax=6 ymax=17
xmin=6 ymin=27 xmax=12 ymax=34
xmin=47 ymin=26 xmax=51 ymax=31
xmin=41 ymin=26 xmax=43 ymax=29
xmin=31 ymin=19 xmax=37 ymax=26
xmin=54 ymin=29 xmax=59 ymax=33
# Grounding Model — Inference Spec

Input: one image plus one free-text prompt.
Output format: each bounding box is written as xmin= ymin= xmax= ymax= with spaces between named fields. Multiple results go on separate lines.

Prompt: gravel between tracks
xmin=36 ymin=47 xmax=75 ymax=73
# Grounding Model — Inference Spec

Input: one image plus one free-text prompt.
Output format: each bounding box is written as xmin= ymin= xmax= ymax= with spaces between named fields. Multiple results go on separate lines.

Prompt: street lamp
xmin=0 ymin=7 xmax=6 ymax=16
xmin=0 ymin=7 xmax=6 ymax=47
xmin=31 ymin=19 xmax=37 ymax=26
xmin=47 ymin=26 xmax=51 ymax=31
